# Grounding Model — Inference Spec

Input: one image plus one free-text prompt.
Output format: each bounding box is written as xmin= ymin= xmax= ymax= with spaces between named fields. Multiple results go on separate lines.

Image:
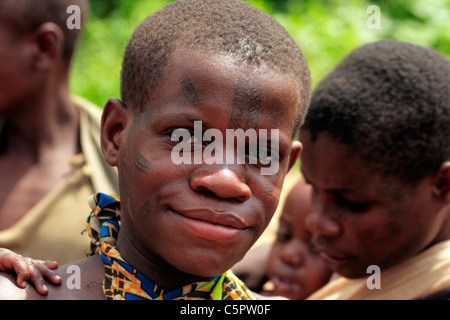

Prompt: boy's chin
xmin=172 ymin=254 xmax=240 ymax=279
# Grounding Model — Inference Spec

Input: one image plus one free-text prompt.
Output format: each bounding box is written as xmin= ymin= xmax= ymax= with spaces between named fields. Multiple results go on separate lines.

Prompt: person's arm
xmin=0 ymin=248 xmax=62 ymax=295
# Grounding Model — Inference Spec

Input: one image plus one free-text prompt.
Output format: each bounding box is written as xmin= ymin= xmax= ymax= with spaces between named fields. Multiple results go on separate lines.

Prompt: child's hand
xmin=0 ymin=248 xmax=62 ymax=295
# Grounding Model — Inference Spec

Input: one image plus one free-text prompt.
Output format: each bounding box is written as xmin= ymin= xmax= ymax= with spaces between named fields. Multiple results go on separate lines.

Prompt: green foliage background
xmin=70 ymin=0 xmax=450 ymax=108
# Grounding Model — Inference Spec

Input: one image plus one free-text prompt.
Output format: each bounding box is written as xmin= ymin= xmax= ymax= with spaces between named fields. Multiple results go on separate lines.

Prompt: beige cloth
xmin=0 ymin=96 xmax=119 ymax=264
xmin=307 ymin=240 xmax=450 ymax=300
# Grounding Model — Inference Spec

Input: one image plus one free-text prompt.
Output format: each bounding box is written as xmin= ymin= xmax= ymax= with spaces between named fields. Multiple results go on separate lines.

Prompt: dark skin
xmin=0 ymin=19 xmax=80 ymax=231
xmin=0 ymin=48 xmax=302 ymax=299
xmin=228 ymin=75 xmax=262 ymax=131
xmin=179 ymin=77 xmax=200 ymax=105
xmin=300 ymin=130 xmax=450 ymax=279
xmin=112 ymin=49 xmax=301 ymax=290
xmin=0 ymin=8 xmax=84 ymax=296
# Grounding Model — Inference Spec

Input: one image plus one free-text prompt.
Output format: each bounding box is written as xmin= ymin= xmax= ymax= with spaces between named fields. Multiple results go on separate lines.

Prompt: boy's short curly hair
xmin=302 ymin=39 xmax=450 ymax=184
xmin=121 ymin=0 xmax=311 ymax=132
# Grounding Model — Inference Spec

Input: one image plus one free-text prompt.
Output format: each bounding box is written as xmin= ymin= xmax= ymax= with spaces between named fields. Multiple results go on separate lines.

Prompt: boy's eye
xmin=188 ymin=134 xmax=202 ymax=144
xmin=170 ymin=128 xmax=202 ymax=146
xmin=170 ymin=128 xmax=187 ymax=141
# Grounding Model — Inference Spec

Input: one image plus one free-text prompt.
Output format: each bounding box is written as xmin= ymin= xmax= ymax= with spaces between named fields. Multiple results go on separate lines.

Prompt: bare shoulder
xmin=0 ymin=255 xmax=105 ymax=300
xmin=46 ymin=255 xmax=105 ymax=300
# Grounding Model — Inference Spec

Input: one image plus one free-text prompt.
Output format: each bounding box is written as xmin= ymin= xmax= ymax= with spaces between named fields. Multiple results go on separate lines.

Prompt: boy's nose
xmin=190 ymin=165 xmax=252 ymax=202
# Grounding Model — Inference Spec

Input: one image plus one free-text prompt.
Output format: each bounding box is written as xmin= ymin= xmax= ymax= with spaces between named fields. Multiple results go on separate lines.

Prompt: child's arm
xmin=0 ymin=248 xmax=62 ymax=295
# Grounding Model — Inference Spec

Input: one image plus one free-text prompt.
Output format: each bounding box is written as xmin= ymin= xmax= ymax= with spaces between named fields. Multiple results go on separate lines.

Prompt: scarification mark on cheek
xmin=180 ymin=77 xmax=200 ymax=105
xmin=229 ymin=75 xmax=263 ymax=130
xmin=134 ymin=153 xmax=152 ymax=173
xmin=138 ymin=200 xmax=152 ymax=218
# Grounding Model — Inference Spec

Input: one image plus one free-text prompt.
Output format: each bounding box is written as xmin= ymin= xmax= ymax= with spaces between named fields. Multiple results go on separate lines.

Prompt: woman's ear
xmin=287 ymin=141 xmax=302 ymax=172
xmin=433 ymin=161 xmax=450 ymax=202
xmin=101 ymin=98 xmax=128 ymax=167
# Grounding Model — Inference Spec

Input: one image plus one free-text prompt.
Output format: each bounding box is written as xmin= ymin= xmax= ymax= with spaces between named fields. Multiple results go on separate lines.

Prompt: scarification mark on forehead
xmin=180 ymin=77 xmax=200 ymax=105
xmin=229 ymin=75 xmax=263 ymax=130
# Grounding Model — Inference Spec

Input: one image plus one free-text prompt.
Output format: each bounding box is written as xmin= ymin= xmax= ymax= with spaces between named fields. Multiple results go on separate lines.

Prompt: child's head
xmin=303 ymin=39 xmax=449 ymax=184
xmin=0 ymin=0 xmax=88 ymax=112
xmin=266 ymin=179 xmax=332 ymax=299
xmin=101 ymin=0 xmax=310 ymax=283
xmin=120 ymin=0 xmax=310 ymax=134
xmin=300 ymin=39 xmax=450 ymax=279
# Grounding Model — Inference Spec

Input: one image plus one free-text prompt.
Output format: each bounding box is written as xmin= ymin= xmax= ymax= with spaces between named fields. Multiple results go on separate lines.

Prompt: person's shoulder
xmin=46 ymin=255 xmax=105 ymax=300
xmin=0 ymin=255 xmax=105 ymax=300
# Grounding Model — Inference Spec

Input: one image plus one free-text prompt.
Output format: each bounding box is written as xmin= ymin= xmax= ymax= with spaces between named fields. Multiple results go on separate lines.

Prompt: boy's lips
xmin=169 ymin=206 xmax=250 ymax=242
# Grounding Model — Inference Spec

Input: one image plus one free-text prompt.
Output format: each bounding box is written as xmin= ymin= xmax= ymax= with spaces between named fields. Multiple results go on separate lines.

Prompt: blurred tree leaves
xmin=70 ymin=0 xmax=449 ymax=107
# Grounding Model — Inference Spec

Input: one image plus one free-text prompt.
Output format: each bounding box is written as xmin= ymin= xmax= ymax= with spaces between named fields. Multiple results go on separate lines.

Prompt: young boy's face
xmin=300 ymin=131 xmax=446 ymax=279
xmin=266 ymin=180 xmax=332 ymax=300
xmin=103 ymin=49 xmax=302 ymax=278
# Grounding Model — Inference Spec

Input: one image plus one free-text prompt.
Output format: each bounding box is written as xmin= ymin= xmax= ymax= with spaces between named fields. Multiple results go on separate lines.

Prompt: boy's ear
xmin=433 ymin=161 xmax=450 ymax=202
xmin=287 ymin=141 xmax=302 ymax=172
xmin=30 ymin=22 xmax=64 ymax=70
xmin=101 ymin=98 xmax=129 ymax=167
